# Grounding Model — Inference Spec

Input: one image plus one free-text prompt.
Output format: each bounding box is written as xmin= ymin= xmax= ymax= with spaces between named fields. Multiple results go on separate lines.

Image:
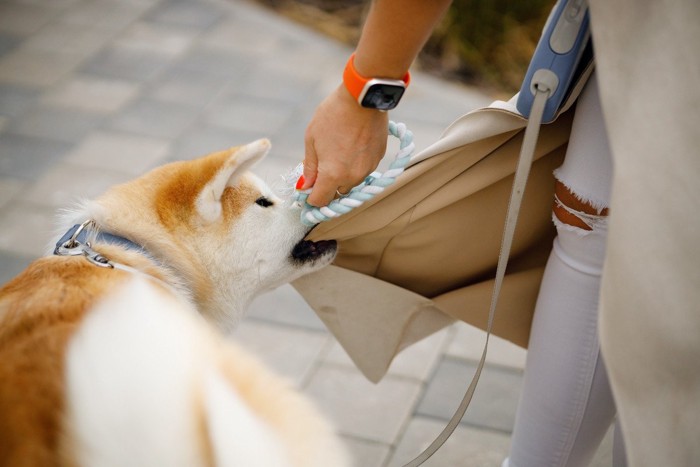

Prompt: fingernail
xmin=295 ymin=174 xmax=306 ymax=190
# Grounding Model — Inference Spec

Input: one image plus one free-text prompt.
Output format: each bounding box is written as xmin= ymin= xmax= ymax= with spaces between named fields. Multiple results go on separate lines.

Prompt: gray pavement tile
xmin=80 ymin=46 xmax=174 ymax=82
xmin=115 ymin=21 xmax=199 ymax=56
xmin=58 ymin=0 xmax=152 ymax=33
xmin=0 ymin=176 xmax=25 ymax=210
xmin=446 ymin=323 xmax=527 ymax=371
xmin=0 ymin=2 xmax=56 ymax=36
xmin=20 ymin=20 xmax=112 ymax=59
xmin=0 ymin=201 xmax=57 ymax=257
xmin=0 ymin=251 xmax=33 ymax=286
xmin=263 ymin=105 xmax=311 ymax=161
xmin=230 ymin=319 xmax=330 ymax=387
xmin=397 ymin=74 xmax=494 ymax=126
xmin=197 ymin=14 xmax=284 ymax=56
xmin=40 ymin=75 xmax=141 ymax=114
xmin=8 ymin=107 xmax=105 ymax=143
xmin=229 ymin=65 xmax=320 ymax=105
xmin=110 ymin=98 xmax=198 ymax=139
xmin=166 ymin=45 xmax=254 ymax=80
xmin=341 ymin=436 xmax=390 ymax=467
xmin=65 ymin=130 xmax=170 ymax=176
xmin=23 ymin=162 xmax=132 ymax=210
xmin=0 ymin=48 xmax=85 ymax=88
xmin=0 ymin=84 xmax=39 ymax=118
xmin=0 ymin=33 xmax=21 ymax=58
xmin=144 ymin=0 xmax=226 ymax=30
xmin=168 ymin=124 xmax=259 ymax=162
xmin=204 ymin=94 xmax=296 ymax=135
xmin=258 ymin=42 xmax=349 ymax=83
xmin=304 ymin=365 xmax=423 ymax=444
xmin=388 ymin=416 xmax=511 ymax=467
xmin=247 ymin=284 xmax=328 ymax=332
xmin=0 ymin=134 xmax=72 ymax=180
xmin=147 ymin=66 xmax=231 ymax=107
xmin=225 ymin=0 xmax=342 ymax=51
xmin=416 ymin=358 xmax=523 ymax=433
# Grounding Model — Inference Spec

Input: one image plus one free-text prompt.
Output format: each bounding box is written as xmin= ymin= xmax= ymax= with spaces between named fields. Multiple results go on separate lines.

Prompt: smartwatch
xmin=343 ymin=53 xmax=411 ymax=111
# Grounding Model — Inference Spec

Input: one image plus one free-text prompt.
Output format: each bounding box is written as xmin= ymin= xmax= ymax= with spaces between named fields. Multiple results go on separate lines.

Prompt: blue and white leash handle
xmin=293 ymin=121 xmax=415 ymax=227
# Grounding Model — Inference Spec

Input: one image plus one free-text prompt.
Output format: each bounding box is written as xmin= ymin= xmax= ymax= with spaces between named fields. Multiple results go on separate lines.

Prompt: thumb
xmin=302 ymin=142 xmax=319 ymax=190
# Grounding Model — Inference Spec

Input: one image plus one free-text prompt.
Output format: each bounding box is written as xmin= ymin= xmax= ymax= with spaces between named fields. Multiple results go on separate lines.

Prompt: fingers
xmin=306 ymin=176 xmax=342 ymax=207
xmin=301 ymin=142 xmax=318 ymax=191
xmin=302 ymin=85 xmax=388 ymax=207
xmin=304 ymin=160 xmax=377 ymax=207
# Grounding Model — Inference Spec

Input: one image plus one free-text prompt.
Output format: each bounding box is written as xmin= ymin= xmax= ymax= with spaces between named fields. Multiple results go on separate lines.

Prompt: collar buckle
xmin=54 ymin=220 xmax=114 ymax=268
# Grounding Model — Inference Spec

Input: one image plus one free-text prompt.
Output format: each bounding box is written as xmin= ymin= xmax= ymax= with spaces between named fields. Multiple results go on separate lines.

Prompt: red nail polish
xmin=295 ymin=175 xmax=305 ymax=190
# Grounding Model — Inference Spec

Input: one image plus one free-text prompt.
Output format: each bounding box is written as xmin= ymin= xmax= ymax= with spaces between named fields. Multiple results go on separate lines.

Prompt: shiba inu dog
xmin=0 ymin=139 xmax=348 ymax=466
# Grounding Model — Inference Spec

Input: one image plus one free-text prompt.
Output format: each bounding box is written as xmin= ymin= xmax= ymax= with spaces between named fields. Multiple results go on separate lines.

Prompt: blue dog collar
xmin=54 ymin=222 xmax=145 ymax=257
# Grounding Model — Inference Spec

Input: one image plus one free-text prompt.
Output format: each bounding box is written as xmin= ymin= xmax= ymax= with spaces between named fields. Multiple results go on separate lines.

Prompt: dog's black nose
xmin=291 ymin=239 xmax=337 ymax=263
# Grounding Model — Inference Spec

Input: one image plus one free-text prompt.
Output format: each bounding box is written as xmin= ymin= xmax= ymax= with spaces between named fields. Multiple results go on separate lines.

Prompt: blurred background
xmin=253 ymin=0 xmax=553 ymax=95
xmin=0 ymin=0 xmax=612 ymax=465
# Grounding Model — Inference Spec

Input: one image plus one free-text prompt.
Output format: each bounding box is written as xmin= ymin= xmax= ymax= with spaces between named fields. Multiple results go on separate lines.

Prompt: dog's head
xmin=88 ymin=139 xmax=336 ymax=328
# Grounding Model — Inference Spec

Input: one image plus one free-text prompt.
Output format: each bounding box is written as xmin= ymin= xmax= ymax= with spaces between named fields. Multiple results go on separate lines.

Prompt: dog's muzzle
xmin=291 ymin=239 xmax=337 ymax=263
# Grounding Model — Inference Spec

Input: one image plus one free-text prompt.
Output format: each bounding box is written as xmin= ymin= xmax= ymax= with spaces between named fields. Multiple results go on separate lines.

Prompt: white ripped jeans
xmin=503 ymin=73 xmax=627 ymax=467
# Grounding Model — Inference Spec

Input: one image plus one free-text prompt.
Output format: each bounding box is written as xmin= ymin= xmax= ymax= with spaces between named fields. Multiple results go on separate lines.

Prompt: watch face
xmin=361 ymin=83 xmax=406 ymax=110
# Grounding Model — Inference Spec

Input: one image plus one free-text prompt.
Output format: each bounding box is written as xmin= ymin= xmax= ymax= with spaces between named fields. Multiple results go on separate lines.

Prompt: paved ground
xmin=0 ymin=0 xmax=613 ymax=465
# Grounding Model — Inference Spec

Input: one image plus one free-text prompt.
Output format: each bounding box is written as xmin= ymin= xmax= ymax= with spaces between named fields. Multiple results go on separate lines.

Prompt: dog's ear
xmin=196 ymin=139 xmax=270 ymax=222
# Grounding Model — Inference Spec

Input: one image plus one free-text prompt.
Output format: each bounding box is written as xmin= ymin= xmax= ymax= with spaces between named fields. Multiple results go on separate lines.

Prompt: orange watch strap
xmin=342 ymin=53 xmax=411 ymax=100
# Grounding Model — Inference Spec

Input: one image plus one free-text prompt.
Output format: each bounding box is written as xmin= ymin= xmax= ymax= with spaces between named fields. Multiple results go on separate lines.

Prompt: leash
xmin=402 ymin=86 xmax=551 ymax=466
xmin=294 ymin=121 xmax=415 ymax=226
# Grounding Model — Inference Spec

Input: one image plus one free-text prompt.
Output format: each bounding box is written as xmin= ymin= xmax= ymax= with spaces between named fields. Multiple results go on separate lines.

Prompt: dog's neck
xmin=54 ymin=223 xmax=146 ymax=258
xmin=53 ymin=220 xmax=194 ymax=305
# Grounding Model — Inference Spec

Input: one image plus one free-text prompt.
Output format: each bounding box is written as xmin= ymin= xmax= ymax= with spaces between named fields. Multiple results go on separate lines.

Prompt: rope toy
xmin=293 ymin=121 xmax=415 ymax=226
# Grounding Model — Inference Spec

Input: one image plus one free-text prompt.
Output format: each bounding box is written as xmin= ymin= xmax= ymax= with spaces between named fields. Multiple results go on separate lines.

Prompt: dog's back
xmin=0 ymin=263 xmax=348 ymax=467
xmin=0 ymin=255 xmax=121 ymax=466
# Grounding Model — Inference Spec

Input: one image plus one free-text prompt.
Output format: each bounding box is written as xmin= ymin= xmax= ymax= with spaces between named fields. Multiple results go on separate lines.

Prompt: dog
xmin=0 ymin=140 xmax=349 ymax=467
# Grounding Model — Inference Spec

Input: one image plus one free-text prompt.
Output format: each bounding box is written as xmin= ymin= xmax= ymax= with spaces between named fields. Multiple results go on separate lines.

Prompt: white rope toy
xmin=293 ymin=121 xmax=415 ymax=226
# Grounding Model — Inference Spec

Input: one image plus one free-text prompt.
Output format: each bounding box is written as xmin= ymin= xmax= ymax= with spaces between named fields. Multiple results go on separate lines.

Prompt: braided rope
xmin=294 ymin=121 xmax=415 ymax=226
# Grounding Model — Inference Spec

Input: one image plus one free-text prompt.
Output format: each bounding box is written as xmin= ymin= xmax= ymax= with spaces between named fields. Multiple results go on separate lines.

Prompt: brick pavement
xmin=0 ymin=0 xmax=612 ymax=465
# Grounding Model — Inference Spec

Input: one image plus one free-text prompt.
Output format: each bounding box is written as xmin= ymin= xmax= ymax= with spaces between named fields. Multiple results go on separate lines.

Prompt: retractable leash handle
xmin=404 ymin=1 xmax=591 ymax=465
xmin=517 ymin=0 xmax=591 ymax=122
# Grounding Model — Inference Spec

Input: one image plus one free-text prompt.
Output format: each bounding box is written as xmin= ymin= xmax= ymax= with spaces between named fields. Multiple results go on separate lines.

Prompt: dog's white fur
xmin=0 ymin=140 xmax=348 ymax=466
xmin=66 ymin=278 xmax=336 ymax=467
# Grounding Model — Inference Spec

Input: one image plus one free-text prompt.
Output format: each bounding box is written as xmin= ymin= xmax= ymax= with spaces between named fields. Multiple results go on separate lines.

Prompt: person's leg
xmin=504 ymin=73 xmax=620 ymax=467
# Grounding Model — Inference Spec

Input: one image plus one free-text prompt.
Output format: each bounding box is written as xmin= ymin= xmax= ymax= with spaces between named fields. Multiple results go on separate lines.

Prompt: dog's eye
xmin=255 ymin=197 xmax=274 ymax=208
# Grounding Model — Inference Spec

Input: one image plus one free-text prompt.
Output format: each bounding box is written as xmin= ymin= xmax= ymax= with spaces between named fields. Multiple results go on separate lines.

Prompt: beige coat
xmin=590 ymin=1 xmax=700 ymax=465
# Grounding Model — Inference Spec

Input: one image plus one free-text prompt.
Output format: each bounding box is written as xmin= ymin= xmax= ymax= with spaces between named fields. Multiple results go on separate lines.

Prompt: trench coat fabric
xmin=292 ymin=65 xmax=592 ymax=382
xmin=588 ymin=1 xmax=700 ymax=465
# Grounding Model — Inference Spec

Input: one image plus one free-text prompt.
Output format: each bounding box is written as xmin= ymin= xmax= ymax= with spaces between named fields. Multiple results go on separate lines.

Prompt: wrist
xmin=342 ymin=53 xmax=410 ymax=111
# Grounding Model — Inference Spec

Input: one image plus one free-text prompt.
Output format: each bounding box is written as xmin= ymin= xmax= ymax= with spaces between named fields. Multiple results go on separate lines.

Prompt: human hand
xmin=301 ymin=84 xmax=389 ymax=207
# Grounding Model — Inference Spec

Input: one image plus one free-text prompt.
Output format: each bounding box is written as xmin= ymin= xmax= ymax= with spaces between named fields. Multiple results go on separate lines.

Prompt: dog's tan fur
xmin=0 ymin=141 xmax=347 ymax=467
xmin=0 ymin=254 xmax=142 ymax=466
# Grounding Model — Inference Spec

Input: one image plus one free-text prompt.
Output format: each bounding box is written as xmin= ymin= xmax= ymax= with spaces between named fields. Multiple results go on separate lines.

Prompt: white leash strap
xmin=403 ymin=86 xmax=551 ymax=467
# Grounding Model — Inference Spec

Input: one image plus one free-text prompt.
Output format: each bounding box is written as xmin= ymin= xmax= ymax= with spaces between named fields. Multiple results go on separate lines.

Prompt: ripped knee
xmin=553 ymin=180 xmax=609 ymax=232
